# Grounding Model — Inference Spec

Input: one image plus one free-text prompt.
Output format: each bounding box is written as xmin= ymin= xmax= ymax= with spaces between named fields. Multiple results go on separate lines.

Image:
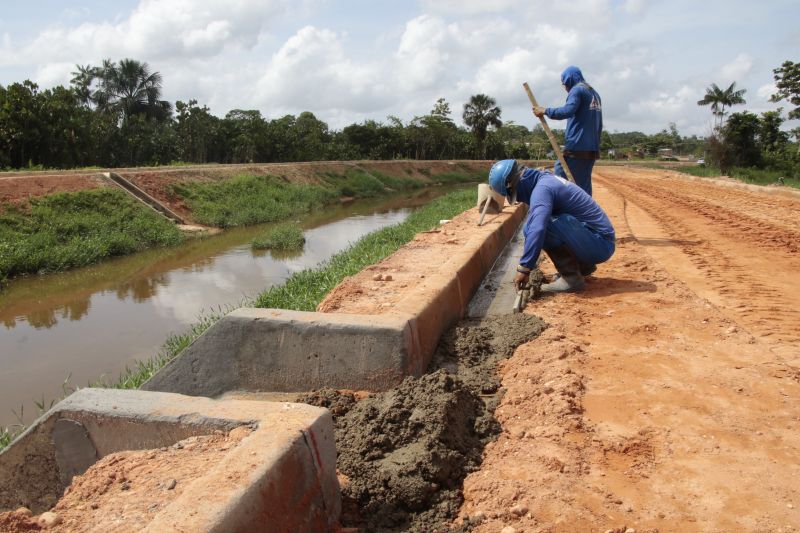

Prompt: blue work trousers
xmin=543 ymin=214 xmax=614 ymax=265
xmin=554 ymin=157 xmax=595 ymax=196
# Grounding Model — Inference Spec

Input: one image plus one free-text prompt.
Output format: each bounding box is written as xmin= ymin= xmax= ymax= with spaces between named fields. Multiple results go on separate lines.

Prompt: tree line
xmin=697 ymin=60 xmax=800 ymax=175
xmin=2 ymin=56 xmax=776 ymax=171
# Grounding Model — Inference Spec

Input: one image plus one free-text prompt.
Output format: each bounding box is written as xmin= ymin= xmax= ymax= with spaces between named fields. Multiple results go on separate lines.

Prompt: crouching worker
xmin=488 ymin=159 xmax=615 ymax=293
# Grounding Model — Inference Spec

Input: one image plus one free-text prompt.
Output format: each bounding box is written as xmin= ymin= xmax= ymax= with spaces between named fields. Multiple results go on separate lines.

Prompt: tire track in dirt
xmin=460 ymin=177 xmax=800 ymax=532
xmin=595 ymin=167 xmax=800 ymax=358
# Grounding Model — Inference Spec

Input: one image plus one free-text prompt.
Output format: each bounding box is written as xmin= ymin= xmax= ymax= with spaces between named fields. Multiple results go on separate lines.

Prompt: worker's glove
xmin=514 ymin=267 xmax=531 ymax=290
xmin=533 ymin=106 xmax=546 ymax=118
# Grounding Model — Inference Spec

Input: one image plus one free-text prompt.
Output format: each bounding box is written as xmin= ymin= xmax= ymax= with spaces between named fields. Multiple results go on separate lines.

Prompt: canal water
xmin=0 ymin=187 xmax=452 ymax=428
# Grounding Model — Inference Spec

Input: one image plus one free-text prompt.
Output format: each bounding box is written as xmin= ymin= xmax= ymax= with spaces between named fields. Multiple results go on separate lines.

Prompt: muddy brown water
xmin=0 ymin=188 xmax=456 ymax=429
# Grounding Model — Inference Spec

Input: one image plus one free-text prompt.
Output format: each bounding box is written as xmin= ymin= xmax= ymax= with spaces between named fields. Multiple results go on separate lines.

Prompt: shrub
xmin=252 ymin=224 xmax=306 ymax=251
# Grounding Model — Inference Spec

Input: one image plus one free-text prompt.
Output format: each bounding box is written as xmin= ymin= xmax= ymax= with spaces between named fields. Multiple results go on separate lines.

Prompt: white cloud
xmin=757 ymin=83 xmax=776 ymax=101
xmin=395 ymin=15 xmax=451 ymax=92
xmin=254 ymin=26 xmax=386 ymax=115
xmin=2 ymin=0 xmax=288 ymax=70
xmin=419 ymin=0 xmax=523 ymax=15
xmin=626 ymin=85 xmax=704 ymax=133
xmin=720 ymin=53 xmax=753 ymax=82
xmin=622 ymin=0 xmax=647 ymax=14
xmin=0 ymin=0 xmax=796 ymax=135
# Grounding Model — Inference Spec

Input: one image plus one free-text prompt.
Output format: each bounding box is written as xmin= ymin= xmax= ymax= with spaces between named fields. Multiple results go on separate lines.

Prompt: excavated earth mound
xmin=0 ymin=428 xmax=251 ymax=532
xmin=307 ymin=312 xmax=545 ymax=531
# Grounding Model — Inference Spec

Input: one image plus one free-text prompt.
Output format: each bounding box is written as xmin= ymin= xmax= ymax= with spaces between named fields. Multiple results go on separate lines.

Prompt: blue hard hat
xmin=488 ymin=159 xmax=518 ymax=197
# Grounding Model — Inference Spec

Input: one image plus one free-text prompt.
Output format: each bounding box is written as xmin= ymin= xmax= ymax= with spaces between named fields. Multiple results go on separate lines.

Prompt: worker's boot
xmin=551 ymin=262 xmax=596 ymax=282
xmin=578 ymin=262 xmax=596 ymax=277
xmin=542 ymin=245 xmax=585 ymax=293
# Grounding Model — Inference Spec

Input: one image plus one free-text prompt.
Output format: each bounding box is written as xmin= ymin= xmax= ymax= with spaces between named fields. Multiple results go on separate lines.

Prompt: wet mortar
xmin=299 ymin=289 xmax=546 ymax=532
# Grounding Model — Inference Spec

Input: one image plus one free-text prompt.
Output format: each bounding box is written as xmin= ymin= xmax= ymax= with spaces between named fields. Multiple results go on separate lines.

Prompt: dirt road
xmin=460 ymin=167 xmax=800 ymax=531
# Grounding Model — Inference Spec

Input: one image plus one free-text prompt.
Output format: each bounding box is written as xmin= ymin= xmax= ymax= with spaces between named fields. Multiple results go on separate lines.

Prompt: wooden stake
xmin=477 ymin=191 xmax=492 ymax=226
xmin=523 ymin=82 xmax=576 ymax=184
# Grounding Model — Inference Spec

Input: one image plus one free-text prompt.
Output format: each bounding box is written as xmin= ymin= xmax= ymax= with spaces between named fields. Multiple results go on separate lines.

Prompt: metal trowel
xmin=512 ymin=282 xmax=531 ymax=313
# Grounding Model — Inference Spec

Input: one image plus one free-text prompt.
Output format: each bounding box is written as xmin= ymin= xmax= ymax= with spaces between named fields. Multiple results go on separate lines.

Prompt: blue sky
xmin=1 ymin=0 xmax=797 ymax=135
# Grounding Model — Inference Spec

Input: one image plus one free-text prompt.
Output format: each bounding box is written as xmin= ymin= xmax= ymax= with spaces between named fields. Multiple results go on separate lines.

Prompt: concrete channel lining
xmin=142 ymin=205 xmax=526 ymax=396
xmin=0 ymin=388 xmax=340 ymax=532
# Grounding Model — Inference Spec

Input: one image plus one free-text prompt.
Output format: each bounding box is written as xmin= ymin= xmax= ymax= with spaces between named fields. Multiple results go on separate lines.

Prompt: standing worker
xmin=488 ymin=159 xmax=615 ymax=292
xmin=533 ymin=66 xmax=602 ymax=196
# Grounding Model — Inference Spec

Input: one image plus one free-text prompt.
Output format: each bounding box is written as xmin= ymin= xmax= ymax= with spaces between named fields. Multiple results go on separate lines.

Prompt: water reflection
xmin=0 ymin=187 xmax=455 ymax=427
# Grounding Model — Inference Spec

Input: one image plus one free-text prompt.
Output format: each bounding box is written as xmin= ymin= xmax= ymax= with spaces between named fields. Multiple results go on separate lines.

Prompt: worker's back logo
xmin=578 ymin=82 xmax=602 ymax=112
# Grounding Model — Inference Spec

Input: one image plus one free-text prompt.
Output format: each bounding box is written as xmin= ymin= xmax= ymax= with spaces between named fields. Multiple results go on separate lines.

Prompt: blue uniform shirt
xmin=515 ymin=168 xmax=614 ymax=268
xmin=545 ymin=66 xmax=603 ymax=152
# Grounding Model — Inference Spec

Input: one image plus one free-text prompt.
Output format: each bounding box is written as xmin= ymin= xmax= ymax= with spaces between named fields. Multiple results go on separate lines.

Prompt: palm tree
xmin=463 ymin=94 xmax=502 ymax=158
xmin=69 ymin=64 xmax=99 ymax=105
xmin=697 ymin=82 xmax=747 ymax=129
xmin=92 ymin=58 xmax=171 ymax=122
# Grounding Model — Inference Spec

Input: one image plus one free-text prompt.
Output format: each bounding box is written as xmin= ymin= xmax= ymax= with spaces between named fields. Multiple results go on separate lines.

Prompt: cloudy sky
xmin=1 ymin=0 xmax=797 ymax=136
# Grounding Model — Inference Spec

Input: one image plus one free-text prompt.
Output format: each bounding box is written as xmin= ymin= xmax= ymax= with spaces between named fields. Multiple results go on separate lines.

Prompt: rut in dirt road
xmin=594 ymin=167 xmax=800 ymax=356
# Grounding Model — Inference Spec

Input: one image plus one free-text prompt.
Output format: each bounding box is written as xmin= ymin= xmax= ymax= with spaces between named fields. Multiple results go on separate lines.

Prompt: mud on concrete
xmin=300 ymin=311 xmax=546 ymax=531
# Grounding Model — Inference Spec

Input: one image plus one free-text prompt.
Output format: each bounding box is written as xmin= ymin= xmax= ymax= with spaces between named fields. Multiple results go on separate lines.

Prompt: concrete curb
xmin=143 ymin=205 xmax=526 ymax=395
xmin=0 ymin=388 xmax=340 ymax=531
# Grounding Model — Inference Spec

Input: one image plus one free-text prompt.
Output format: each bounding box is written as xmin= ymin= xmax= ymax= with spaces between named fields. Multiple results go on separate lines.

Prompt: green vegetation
xmin=170 ymin=169 xmax=434 ymax=228
xmin=323 ymin=168 xmax=413 ymax=197
xmin=252 ymin=224 xmax=305 ymax=251
xmin=0 ymin=429 xmax=11 ymax=448
xmin=0 ymin=189 xmax=183 ymax=280
xmin=667 ymin=164 xmax=800 ymax=189
xmin=692 ymin=63 xmax=799 ymax=187
xmin=254 ymin=188 xmax=475 ymax=311
xmin=697 ymin=82 xmax=747 ymax=128
xmin=170 ymin=175 xmax=337 ymax=228
xmin=0 ymin=188 xmax=476 ymax=452
xmin=463 ymin=94 xmax=503 ymax=158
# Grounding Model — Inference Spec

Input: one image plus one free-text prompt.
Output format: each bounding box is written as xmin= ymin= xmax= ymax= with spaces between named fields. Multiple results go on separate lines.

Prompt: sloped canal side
xmin=0 ymin=188 xmax=454 ymax=429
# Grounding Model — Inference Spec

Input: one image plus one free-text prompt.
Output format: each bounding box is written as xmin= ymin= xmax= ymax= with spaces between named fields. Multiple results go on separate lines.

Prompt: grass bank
xmin=0 ymin=187 xmax=477 ymax=450
xmin=0 ymin=189 xmax=183 ymax=283
xmin=253 ymin=187 xmax=475 ymax=311
xmin=170 ymin=167 xmax=480 ymax=229
xmin=0 ymin=167 xmax=483 ymax=284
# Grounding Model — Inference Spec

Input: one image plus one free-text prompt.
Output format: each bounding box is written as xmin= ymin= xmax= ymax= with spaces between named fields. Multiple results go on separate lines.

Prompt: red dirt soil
xmin=0 ymin=427 xmax=251 ymax=532
xmin=0 ymin=174 xmax=105 ymax=205
xmin=458 ymin=167 xmax=800 ymax=531
xmin=0 ymin=161 xmax=488 ymax=222
xmin=317 ymin=203 xmax=507 ymax=314
xmin=3 ymin=164 xmax=797 ymax=531
xmin=317 ymin=166 xmax=800 ymax=530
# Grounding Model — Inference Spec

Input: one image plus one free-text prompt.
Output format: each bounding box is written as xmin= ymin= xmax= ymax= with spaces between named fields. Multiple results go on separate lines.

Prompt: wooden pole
xmin=523 ymin=82 xmax=576 ymax=184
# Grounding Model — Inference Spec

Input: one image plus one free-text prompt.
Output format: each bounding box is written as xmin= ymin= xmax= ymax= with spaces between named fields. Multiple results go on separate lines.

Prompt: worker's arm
xmin=545 ymin=88 xmax=581 ymax=120
xmin=519 ymin=187 xmax=554 ymax=269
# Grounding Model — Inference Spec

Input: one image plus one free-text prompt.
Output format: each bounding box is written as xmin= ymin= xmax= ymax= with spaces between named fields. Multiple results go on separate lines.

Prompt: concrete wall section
xmin=0 ymin=388 xmax=340 ymax=531
xmin=143 ymin=205 xmax=526 ymax=396
xmin=143 ymin=309 xmax=419 ymax=395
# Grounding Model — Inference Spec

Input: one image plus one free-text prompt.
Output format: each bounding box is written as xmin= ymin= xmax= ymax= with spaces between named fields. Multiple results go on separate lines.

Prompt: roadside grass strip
xmin=649 ymin=163 xmax=800 ymax=189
